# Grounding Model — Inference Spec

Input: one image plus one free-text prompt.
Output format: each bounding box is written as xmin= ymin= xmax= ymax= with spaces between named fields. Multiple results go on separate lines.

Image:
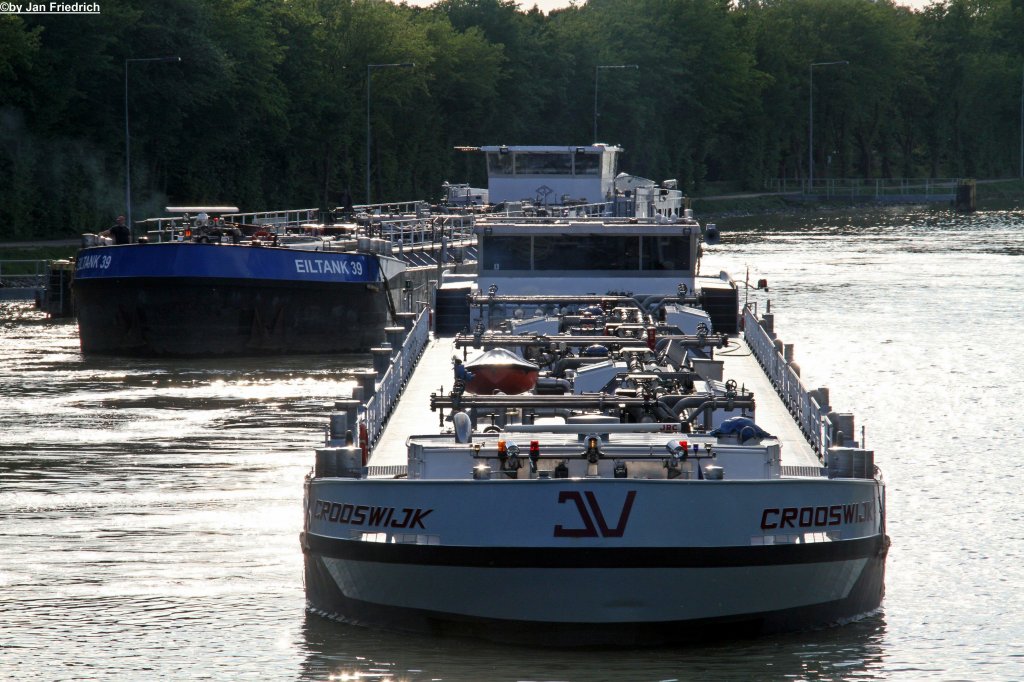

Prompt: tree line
xmin=1 ymin=0 xmax=1022 ymax=239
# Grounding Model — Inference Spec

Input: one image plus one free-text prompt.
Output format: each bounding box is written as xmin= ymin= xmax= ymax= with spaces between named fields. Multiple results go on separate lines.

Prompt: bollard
xmin=329 ymin=413 xmax=348 ymax=446
xmin=955 ymin=179 xmax=976 ymax=213
xmin=315 ymin=448 xmax=339 ymax=478
xmin=371 ymin=347 xmax=392 ymax=376
xmin=334 ymin=399 xmax=361 ymax=428
xmin=385 ymin=326 xmax=405 ymax=354
xmin=396 ymin=311 xmax=417 ymax=332
xmin=335 ymin=445 xmax=363 ymax=477
xmin=353 ymin=369 xmax=377 ymax=400
xmin=829 ymin=412 xmax=856 ymax=447
xmin=809 ymin=387 xmax=830 ymax=410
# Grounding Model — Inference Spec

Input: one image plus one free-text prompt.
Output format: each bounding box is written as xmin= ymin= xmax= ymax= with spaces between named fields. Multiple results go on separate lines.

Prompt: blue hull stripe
xmin=74 ymin=243 xmax=380 ymax=284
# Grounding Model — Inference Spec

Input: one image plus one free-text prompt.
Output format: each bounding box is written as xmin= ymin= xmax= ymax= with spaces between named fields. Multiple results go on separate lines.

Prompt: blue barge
xmin=73 ymin=239 xmax=405 ymax=357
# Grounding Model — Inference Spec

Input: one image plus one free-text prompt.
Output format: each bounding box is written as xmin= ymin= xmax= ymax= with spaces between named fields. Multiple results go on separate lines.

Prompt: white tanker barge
xmin=299 ymin=145 xmax=888 ymax=645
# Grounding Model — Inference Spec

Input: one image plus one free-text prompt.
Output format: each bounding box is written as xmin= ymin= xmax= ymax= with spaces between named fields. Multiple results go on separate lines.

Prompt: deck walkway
xmin=369 ymin=334 xmax=459 ymax=468
xmin=716 ymin=339 xmax=819 ymax=467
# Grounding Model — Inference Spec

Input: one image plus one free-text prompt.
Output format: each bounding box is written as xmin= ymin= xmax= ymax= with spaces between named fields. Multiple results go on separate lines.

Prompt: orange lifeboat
xmin=462 ymin=348 xmax=540 ymax=395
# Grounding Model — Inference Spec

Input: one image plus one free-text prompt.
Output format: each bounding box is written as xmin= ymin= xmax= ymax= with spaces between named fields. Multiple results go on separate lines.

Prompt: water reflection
xmin=718 ymin=208 xmax=1024 ymax=256
xmin=299 ymin=612 xmax=889 ymax=682
xmin=4 ymin=206 xmax=1024 ymax=678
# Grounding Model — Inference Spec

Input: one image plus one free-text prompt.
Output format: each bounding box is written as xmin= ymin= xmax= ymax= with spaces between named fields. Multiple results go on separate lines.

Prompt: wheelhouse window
xmin=482 ymin=234 xmax=691 ymax=272
xmin=482 ymin=236 xmax=531 ymax=270
xmin=641 ymin=235 xmax=690 ymax=271
xmin=573 ymin=151 xmax=601 ymax=176
xmin=487 ymin=152 xmax=514 ymax=176
xmin=533 ymin=235 xmax=639 ymax=270
xmin=514 ymin=152 xmax=573 ymax=175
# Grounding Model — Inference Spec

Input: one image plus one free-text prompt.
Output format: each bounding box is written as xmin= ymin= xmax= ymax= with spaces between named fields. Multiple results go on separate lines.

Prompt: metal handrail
xmin=134 ymin=206 xmax=480 ymax=247
xmin=742 ymin=305 xmax=834 ymax=459
xmin=225 ymin=208 xmax=320 ymax=226
xmin=360 ymin=307 xmax=431 ymax=452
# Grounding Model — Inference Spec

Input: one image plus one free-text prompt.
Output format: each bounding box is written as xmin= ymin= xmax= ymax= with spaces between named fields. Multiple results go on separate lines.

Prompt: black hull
xmin=74 ymin=277 xmax=395 ymax=357
xmin=301 ymin=534 xmax=889 ymax=647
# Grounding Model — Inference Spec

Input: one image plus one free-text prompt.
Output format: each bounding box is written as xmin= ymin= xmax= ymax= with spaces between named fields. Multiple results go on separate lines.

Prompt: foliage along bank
xmin=0 ymin=0 xmax=1022 ymax=239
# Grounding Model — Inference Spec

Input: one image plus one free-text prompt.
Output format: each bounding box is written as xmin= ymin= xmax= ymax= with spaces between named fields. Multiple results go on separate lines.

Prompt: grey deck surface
xmin=716 ymin=339 xmax=820 ymax=467
xmin=369 ymin=335 xmax=459 ymax=467
xmin=369 ymin=334 xmax=821 ymax=468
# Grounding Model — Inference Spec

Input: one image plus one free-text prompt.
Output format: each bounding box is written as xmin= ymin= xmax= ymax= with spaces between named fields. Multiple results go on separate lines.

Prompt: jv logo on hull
xmin=554 ymin=490 xmax=637 ymax=538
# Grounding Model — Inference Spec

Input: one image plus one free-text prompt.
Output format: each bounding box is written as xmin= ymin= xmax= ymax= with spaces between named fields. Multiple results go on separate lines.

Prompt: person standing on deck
xmin=102 ymin=215 xmax=131 ymax=245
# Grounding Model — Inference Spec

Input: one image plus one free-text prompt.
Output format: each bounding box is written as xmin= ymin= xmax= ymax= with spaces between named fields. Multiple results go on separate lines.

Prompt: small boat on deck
xmin=461 ymin=348 xmax=539 ymax=394
xmin=300 ymin=144 xmax=888 ymax=645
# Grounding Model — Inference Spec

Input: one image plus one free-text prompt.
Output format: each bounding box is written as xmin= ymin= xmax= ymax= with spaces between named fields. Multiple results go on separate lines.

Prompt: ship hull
xmin=73 ymin=243 xmax=403 ymax=356
xmin=301 ymin=477 xmax=888 ymax=646
xmin=302 ymin=533 xmax=887 ymax=646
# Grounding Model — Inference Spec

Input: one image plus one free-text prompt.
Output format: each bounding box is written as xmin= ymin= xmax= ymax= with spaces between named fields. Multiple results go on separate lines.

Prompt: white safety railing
xmin=372 ymin=215 xmax=477 ymax=248
xmin=360 ymin=307 xmax=431 ymax=452
xmin=135 ymin=205 xmax=480 ymax=250
xmin=490 ymin=200 xmax=615 ymax=218
xmin=135 ymin=208 xmax=321 ymax=243
xmin=226 ymin=208 xmax=320 ymax=227
xmin=743 ymin=305 xmax=833 ymax=459
xmin=345 ymin=200 xmax=429 ymax=217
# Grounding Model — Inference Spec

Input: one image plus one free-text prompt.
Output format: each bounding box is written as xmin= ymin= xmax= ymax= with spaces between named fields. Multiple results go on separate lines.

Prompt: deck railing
xmin=136 ymin=205 xmax=479 ymax=248
xmin=361 ymin=307 xmax=431 ymax=452
xmin=135 ymin=208 xmax=322 ymax=242
xmin=742 ymin=304 xmax=834 ymax=459
xmin=373 ymin=214 xmax=477 ymax=248
xmin=225 ymin=208 xmax=320 ymax=227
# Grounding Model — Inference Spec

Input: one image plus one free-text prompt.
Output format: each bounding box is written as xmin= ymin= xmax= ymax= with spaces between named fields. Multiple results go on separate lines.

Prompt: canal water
xmin=1 ymin=206 xmax=1022 ymax=680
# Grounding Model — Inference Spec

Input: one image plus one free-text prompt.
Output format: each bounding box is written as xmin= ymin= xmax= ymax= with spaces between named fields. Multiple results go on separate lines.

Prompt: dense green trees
xmin=1 ymin=0 xmax=1022 ymax=238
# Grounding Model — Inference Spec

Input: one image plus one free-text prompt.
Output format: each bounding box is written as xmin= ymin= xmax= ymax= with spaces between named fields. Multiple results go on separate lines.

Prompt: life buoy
xmin=359 ymin=422 xmax=369 ymax=465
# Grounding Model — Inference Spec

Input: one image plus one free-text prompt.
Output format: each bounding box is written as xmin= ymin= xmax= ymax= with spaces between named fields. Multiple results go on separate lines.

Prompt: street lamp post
xmin=1019 ymin=63 xmax=1022 ymax=179
xmin=808 ymin=60 xmax=848 ymax=191
xmin=124 ymin=56 xmax=180 ymax=239
xmin=594 ymin=64 xmax=639 ymax=142
xmin=366 ymin=62 xmax=414 ymax=205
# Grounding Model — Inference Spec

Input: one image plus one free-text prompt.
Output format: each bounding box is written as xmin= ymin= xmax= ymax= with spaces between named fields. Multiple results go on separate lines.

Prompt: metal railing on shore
xmin=0 ymin=260 xmax=49 ymax=289
xmin=742 ymin=304 xmax=836 ymax=460
xmin=762 ymin=177 xmax=960 ymax=199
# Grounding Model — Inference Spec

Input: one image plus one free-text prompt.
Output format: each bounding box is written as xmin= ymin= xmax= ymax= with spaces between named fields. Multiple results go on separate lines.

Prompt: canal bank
xmin=692 ymin=178 xmax=1024 ymax=219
